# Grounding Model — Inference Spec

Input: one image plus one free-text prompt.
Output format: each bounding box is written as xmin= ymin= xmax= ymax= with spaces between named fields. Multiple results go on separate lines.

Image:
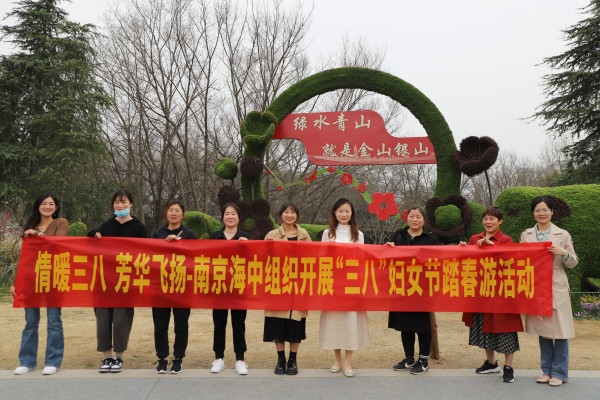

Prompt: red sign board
xmin=273 ymin=110 xmax=436 ymax=165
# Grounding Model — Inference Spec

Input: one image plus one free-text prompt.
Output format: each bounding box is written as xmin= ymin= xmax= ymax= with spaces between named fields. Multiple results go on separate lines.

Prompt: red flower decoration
xmin=304 ymin=178 xmax=311 ymax=185
xmin=266 ymin=169 xmax=272 ymax=175
xmin=401 ymin=210 xmax=408 ymax=221
xmin=356 ymin=182 xmax=367 ymax=193
xmin=277 ymin=186 xmax=282 ymax=191
xmin=327 ymin=166 xmax=336 ymax=173
xmin=309 ymin=170 xmax=317 ymax=181
xmin=340 ymin=173 xmax=353 ymax=185
xmin=367 ymin=192 xmax=399 ymax=221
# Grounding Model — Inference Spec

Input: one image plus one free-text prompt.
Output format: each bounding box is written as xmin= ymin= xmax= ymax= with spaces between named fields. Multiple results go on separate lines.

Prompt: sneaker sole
xmin=477 ymin=369 xmax=501 ymax=374
xmin=410 ymin=368 xmax=429 ymax=375
xmin=110 ymin=369 xmax=122 ymax=373
xmin=170 ymin=370 xmax=182 ymax=374
xmin=502 ymin=377 xmax=515 ymax=383
xmin=99 ymin=369 xmax=111 ymax=373
xmin=156 ymin=370 xmax=168 ymax=374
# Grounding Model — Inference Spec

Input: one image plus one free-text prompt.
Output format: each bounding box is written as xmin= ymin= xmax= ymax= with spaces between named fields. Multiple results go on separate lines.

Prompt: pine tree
xmin=0 ymin=0 xmax=112 ymax=205
xmin=533 ymin=0 xmax=600 ymax=183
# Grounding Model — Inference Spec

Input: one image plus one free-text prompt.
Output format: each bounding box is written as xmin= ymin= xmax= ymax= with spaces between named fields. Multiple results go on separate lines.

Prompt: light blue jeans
xmin=18 ymin=308 xmax=64 ymax=368
xmin=539 ymin=336 xmax=569 ymax=381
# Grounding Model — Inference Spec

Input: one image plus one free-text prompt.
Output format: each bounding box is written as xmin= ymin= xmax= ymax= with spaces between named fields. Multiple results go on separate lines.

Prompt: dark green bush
xmin=68 ymin=221 xmax=87 ymax=236
xmin=184 ymin=212 xmax=221 ymax=239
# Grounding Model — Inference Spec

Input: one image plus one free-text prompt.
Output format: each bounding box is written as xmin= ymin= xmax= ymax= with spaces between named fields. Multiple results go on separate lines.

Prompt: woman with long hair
xmin=319 ymin=198 xmax=369 ymax=377
xmin=12 ymin=192 xmax=68 ymax=375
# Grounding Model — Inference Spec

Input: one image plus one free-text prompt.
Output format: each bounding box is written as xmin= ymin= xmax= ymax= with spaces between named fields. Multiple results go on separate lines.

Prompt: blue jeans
xmin=18 ymin=308 xmax=64 ymax=368
xmin=539 ymin=336 xmax=569 ymax=381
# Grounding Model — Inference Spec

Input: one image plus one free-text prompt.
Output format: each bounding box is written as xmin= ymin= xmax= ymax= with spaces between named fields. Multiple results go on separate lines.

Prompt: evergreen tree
xmin=533 ymin=0 xmax=600 ymax=183
xmin=0 ymin=0 xmax=113 ymax=208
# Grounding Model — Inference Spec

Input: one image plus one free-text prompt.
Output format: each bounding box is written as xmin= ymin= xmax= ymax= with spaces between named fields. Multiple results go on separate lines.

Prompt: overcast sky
xmin=0 ymin=0 xmax=591 ymax=158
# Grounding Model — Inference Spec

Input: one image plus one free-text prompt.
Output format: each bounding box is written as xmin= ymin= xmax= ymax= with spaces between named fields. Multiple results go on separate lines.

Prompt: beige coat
xmin=520 ymin=223 xmax=578 ymax=339
xmin=264 ymin=224 xmax=311 ymax=321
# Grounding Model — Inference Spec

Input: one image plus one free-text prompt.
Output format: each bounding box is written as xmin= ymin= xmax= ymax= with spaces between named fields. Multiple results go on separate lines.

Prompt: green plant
xmin=68 ymin=221 xmax=88 ymax=236
xmin=299 ymin=224 xmax=328 ymax=241
xmin=0 ymin=236 xmax=21 ymax=289
xmin=183 ymin=212 xmax=221 ymax=238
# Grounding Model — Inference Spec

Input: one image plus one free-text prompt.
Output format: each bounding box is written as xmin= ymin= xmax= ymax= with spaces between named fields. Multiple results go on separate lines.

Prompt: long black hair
xmin=328 ymin=198 xmax=359 ymax=243
xmin=24 ymin=192 xmax=61 ymax=231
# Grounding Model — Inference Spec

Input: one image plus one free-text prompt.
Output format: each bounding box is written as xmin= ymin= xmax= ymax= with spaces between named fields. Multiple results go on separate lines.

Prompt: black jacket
xmin=152 ymin=225 xmax=198 ymax=240
xmin=209 ymin=228 xmax=250 ymax=240
xmin=87 ymin=216 xmax=147 ymax=238
xmin=390 ymin=227 xmax=439 ymax=246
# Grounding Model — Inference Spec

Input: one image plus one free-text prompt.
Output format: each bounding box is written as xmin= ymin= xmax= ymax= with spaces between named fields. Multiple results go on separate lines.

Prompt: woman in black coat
xmin=385 ymin=206 xmax=439 ymax=375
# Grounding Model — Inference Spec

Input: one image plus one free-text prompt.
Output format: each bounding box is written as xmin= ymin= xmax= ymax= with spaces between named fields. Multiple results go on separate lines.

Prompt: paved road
xmin=1 ymin=368 xmax=599 ymax=400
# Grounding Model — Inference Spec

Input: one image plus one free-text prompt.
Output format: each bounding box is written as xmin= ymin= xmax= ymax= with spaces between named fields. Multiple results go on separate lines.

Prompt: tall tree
xmin=533 ymin=0 xmax=600 ymax=183
xmin=0 ymin=0 xmax=113 ymax=211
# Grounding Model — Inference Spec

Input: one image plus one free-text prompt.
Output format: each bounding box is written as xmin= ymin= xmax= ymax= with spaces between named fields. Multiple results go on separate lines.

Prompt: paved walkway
xmin=1 ymin=368 xmax=599 ymax=400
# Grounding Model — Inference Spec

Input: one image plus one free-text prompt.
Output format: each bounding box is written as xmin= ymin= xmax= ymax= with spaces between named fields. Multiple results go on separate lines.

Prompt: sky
xmin=0 ymin=0 xmax=591 ymax=158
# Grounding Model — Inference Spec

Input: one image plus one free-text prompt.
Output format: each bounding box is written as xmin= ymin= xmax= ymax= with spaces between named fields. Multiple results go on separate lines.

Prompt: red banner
xmin=13 ymin=237 xmax=552 ymax=315
xmin=273 ymin=110 xmax=436 ymax=165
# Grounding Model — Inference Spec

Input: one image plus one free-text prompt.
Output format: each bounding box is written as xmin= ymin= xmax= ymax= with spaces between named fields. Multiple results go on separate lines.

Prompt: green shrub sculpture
xmin=184 ymin=211 xmax=221 ymax=239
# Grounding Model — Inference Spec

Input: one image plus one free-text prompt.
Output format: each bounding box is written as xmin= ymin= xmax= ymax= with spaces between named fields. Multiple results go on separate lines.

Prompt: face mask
xmin=114 ymin=208 xmax=131 ymax=218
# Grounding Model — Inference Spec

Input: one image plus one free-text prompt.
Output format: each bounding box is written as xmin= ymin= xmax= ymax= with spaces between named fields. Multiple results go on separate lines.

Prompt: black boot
xmin=274 ymin=357 xmax=286 ymax=375
xmin=286 ymin=359 xmax=298 ymax=375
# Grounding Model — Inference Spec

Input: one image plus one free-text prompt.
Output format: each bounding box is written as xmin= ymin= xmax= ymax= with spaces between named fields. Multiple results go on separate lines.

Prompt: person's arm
xmin=357 ymin=231 xmax=365 ymax=244
xmin=54 ymin=218 xmax=68 ymax=236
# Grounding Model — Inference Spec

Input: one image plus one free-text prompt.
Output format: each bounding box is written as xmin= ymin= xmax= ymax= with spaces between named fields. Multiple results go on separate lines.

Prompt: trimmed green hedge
xmin=184 ymin=212 xmax=221 ymax=239
xmin=299 ymin=223 xmax=328 ymax=242
xmin=496 ymin=185 xmax=600 ymax=306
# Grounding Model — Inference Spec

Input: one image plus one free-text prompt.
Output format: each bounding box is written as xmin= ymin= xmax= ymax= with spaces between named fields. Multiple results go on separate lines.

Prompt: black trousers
xmin=212 ymin=309 xmax=247 ymax=360
xmin=95 ymin=308 xmax=134 ymax=353
xmin=152 ymin=307 xmax=190 ymax=359
xmin=401 ymin=331 xmax=432 ymax=358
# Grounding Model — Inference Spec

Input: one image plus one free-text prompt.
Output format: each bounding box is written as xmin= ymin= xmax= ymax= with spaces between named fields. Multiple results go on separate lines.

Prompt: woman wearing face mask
xmin=263 ymin=203 xmax=312 ymax=376
xmin=521 ymin=195 xmax=578 ymax=387
xmin=12 ymin=192 xmax=68 ymax=376
xmin=385 ymin=206 xmax=438 ymax=375
xmin=87 ymin=189 xmax=147 ymax=374
xmin=319 ymin=198 xmax=369 ymax=378
xmin=151 ymin=200 xmax=198 ymax=374
xmin=460 ymin=207 xmax=522 ymax=384
xmin=209 ymin=202 xmax=250 ymax=376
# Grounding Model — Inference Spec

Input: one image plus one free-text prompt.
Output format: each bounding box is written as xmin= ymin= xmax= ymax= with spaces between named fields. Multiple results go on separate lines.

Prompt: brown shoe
xmin=548 ymin=377 xmax=563 ymax=387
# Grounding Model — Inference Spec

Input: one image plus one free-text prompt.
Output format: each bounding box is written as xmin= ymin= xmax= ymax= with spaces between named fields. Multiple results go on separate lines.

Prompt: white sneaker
xmin=14 ymin=366 xmax=33 ymax=375
xmin=210 ymin=358 xmax=225 ymax=373
xmin=235 ymin=360 xmax=248 ymax=375
xmin=42 ymin=366 xmax=58 ymax=375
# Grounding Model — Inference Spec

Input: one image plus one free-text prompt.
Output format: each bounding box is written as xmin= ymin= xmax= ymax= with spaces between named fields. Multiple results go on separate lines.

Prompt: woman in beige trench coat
xmin=520 ymin=195 xmax=578 ymax=387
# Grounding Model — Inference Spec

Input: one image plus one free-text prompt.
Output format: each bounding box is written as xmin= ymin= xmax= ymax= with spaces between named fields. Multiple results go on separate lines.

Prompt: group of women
xmin=10 ymin=191 xmax=577 ymax=387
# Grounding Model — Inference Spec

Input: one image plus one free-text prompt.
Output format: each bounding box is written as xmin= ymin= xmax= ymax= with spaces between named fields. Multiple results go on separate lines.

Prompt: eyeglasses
xmin=534 ymin=208 xmax=550 ymax=214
